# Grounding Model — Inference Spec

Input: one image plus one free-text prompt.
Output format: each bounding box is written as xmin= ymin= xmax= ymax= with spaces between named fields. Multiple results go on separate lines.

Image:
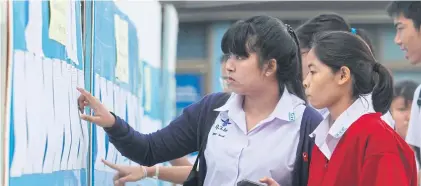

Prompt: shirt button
xmin=324 ymin=163 xmax=328 ymax=168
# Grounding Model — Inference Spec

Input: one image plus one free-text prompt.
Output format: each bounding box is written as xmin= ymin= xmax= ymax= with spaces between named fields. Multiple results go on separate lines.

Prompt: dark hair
xmin=311 ymin=31 xmax=394 ymax=114
xmin=296 ymin=13 xmax=375 ymax=55
xmin=221 ymin=15 xmax=306 ymax=101
xmin=387 ymin=1 xmax=421 ymax=31
xmin=393 ymin=80 xmax=419 ymax=107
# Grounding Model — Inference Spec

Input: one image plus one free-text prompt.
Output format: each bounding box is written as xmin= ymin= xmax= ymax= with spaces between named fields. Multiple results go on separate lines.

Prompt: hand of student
xmin=102 ymin=159 xmax=146 ymax=186
xmin=76 ymin=87 xmax=115 ymax=128
xmin=259 ymin=177 xmax=280 ymax=186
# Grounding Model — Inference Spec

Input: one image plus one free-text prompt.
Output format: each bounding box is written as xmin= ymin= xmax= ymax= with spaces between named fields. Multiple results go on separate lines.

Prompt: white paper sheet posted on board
xmin=114 ymin=14 xmax=129 ymax=84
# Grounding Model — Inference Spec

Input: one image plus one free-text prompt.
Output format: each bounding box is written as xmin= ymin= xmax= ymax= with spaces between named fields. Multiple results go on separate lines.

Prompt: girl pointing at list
xmin=76 ymin=15 xmax=322 ymax=186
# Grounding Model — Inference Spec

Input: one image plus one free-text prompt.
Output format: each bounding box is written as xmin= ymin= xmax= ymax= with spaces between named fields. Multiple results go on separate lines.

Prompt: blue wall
xmin=7 ymin=1 xmax=168 ymax=186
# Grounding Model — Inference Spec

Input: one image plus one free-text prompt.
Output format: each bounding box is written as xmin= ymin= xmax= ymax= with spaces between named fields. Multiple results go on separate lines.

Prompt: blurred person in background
xmin=77 ymin=15 xmax=322 ymax=186
xmin=296 ymin=13 xmax=396 ymax=128
xmin=392 ymin=81 xmax=419 ymax=139
xmin=391 ymin=80 xmax=420 ymax=184
xmin=387 ymin=1 xmax=421 ymax=183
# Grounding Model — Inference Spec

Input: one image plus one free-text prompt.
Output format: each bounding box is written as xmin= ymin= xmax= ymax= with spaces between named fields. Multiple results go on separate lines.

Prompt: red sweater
xmin=308 ymin=113 xmax=417 ymax=186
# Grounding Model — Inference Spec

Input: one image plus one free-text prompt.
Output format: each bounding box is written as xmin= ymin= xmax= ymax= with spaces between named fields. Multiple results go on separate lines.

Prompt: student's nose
xmin=394 ymin=33 xmax=402 ymax=46
xmin=225 ymin=59 xmax=235 ymax=73
xmin=303 ymin=74 xmax=310 ymax=89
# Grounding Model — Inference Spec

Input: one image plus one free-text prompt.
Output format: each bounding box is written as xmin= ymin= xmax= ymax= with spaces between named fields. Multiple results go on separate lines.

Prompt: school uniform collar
xmin=310 ymin=97 xmax=374 ymax=143
xmin=214 ymin=88 xmax=304 ymax=122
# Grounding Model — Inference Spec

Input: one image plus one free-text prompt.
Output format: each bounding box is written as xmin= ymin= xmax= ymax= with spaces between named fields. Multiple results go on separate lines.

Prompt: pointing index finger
xmin=77 ymin=87 xmax=95 ymax=101
xmin=102 ymin=159 xmax=121 ymax=171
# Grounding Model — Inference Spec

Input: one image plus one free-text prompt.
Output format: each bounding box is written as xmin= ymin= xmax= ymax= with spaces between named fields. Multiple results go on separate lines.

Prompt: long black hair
xmin=297 ymin=13 xmax=375 ymax=55
xmin=311 ymin=31 xmax=393 ymax=114
xmin=221 ymin=15 xmax=306 ymax=101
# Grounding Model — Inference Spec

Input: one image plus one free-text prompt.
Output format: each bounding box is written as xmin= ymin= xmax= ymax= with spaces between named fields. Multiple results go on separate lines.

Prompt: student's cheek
xmin=308 ymin=77 xmax=328 ymax=107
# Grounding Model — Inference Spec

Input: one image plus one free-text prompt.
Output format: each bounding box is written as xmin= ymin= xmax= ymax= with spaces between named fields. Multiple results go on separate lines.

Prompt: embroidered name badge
xmin=334 ymin=127 xmax=347 ymax=138
xmin=212 ymin=118 xmax=231 ymax=137
xmin=289 ymin=112 xmax=295 ymax=121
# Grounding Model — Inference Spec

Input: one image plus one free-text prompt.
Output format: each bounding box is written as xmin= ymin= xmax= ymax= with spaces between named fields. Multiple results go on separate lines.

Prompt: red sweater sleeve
xmin=359 ymin=153 xmax=417 ymax=186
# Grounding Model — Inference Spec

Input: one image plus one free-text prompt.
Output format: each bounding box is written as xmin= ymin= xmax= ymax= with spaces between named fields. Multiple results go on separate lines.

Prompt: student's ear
xmin=337 ymin=66 xmax=351 ymax=85
xmin=264 ymin=59 xmax=277 ymax=77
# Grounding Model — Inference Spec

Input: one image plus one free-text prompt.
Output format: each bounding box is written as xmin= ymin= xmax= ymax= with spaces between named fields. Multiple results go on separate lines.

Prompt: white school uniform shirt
xmin=313 ymin=94 xmax=395 ymax=129
xmin=406 ymin=85 xmax=421 ymax=149
xmin=405 ymin=85 xmax=421 ymax=174
xmin=310 ymin=97 xmax=375 ymax=159
xmin=203 ymin=88 xmax=306 ymax=186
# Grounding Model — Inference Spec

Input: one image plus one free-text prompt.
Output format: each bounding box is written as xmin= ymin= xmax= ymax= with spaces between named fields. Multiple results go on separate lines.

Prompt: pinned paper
xmin=10 ymin=51 xmax=28 ymax=177
xmin=25 ymin=1 xmax=44 ymax=56
xmin=66 ymin=1 xmax=79 ymax=65
xmin=114 ymin=15 xmax=129 ymax=83
xmin=144 ymin=66 xmax=151 ymax=112
xmin=49 ymin=0 xmax=68 ymax=45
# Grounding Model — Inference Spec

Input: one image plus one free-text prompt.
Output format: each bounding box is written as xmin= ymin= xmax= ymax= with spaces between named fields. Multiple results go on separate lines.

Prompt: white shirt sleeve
xmin=406 ymin=85 xmax=421 ymax=148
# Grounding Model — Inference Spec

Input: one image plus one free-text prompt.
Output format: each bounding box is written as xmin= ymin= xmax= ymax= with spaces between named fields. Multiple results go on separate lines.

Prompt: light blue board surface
xmin=91 ymin=2 xmax=161 ymax=186
xmin=8 ymin=1 xmax=88 ymax=185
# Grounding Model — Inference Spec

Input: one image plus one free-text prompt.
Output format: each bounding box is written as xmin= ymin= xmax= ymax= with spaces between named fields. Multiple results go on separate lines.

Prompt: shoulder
xmin=301 ymin=106 xmax=323 ymax=125
xmin=412 ymin=84 xmax=421 ymax=106
xmin=189 ymin=92 xmax=230 ymax=109
xmin=297 ymin=106 xmax=323 ymax=132
xmin=353 ymin=114 xmax=413 ymax=155
xmin=201 ymin=92 xmax=231 ymax=104
xmin=415 ymin=84 xmax=421 ymax=95
xmin=412 ymin=84 xmax=421 ymax=103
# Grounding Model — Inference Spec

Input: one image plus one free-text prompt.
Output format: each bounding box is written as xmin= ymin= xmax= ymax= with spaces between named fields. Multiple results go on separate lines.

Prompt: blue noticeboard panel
xmin=7 ymin=1 xmax=165 ymax=186
xmin=91 ymin=2 xmax=161 ymax=186
xmin=7 ymin=1 xmax=87 ymax=186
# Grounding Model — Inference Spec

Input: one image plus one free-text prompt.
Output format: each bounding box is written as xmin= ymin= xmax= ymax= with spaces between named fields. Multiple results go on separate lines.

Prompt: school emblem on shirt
xmin=289 ymin=112 xmax=296 ymax=121
xmin=221 ymin=118 xmax=231 ymax=127
xmin=212 ymin=117 xmax=231 ymax=138
xmin=302 ymin=152 xmax=309 ymax=162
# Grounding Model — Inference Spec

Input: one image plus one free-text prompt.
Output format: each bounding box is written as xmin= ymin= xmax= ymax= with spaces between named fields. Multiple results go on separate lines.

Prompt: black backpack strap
xmin=184 ymin=93 xmax=231 ymax=186
xmin=292 ymin=106 xmax=323 ymax=186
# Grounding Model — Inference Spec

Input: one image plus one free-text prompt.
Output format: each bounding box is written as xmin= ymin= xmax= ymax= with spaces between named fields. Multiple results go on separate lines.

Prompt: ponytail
xmin=285 ymin=24 xmax=307 ymax=103
xmin=371 ymin=62 xmax=394 ymax=114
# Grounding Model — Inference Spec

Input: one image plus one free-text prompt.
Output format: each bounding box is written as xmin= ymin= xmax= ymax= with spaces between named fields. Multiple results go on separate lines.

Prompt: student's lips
xmin=226 ymin=77 xmax=236 ymax=83
xmin=222 ymin=76 xmax=236 ymax=83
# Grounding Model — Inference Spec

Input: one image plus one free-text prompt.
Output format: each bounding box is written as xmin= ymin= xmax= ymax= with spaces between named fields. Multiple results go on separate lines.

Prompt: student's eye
xmin=234 ymin=55 xmax=246 ymax=60
xmin=309 ymin=70 xmax=316 ymax=74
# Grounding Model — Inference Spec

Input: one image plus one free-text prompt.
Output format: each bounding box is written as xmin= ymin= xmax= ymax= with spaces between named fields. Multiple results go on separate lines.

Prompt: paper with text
xmin=49 ymin=1 xmax=68 ymax=45
xmin=114 ymin=15 xmax=129 ymax=83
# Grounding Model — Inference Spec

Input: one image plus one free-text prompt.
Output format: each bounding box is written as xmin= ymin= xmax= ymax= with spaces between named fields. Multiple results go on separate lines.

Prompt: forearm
xmin=105 ymin=113 xmax=197 ymax=166
xmin=145 ymin=166 xmax=192 ymax=184
xmin=169 ymin=157 xmax=192 ymax=166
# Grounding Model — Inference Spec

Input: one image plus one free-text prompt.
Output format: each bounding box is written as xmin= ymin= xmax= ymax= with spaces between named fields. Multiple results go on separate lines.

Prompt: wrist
xmin=145 ymin=166 xmax=156 ymax=178
xmin=105 ymin=112 xmax=117 ymax=128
